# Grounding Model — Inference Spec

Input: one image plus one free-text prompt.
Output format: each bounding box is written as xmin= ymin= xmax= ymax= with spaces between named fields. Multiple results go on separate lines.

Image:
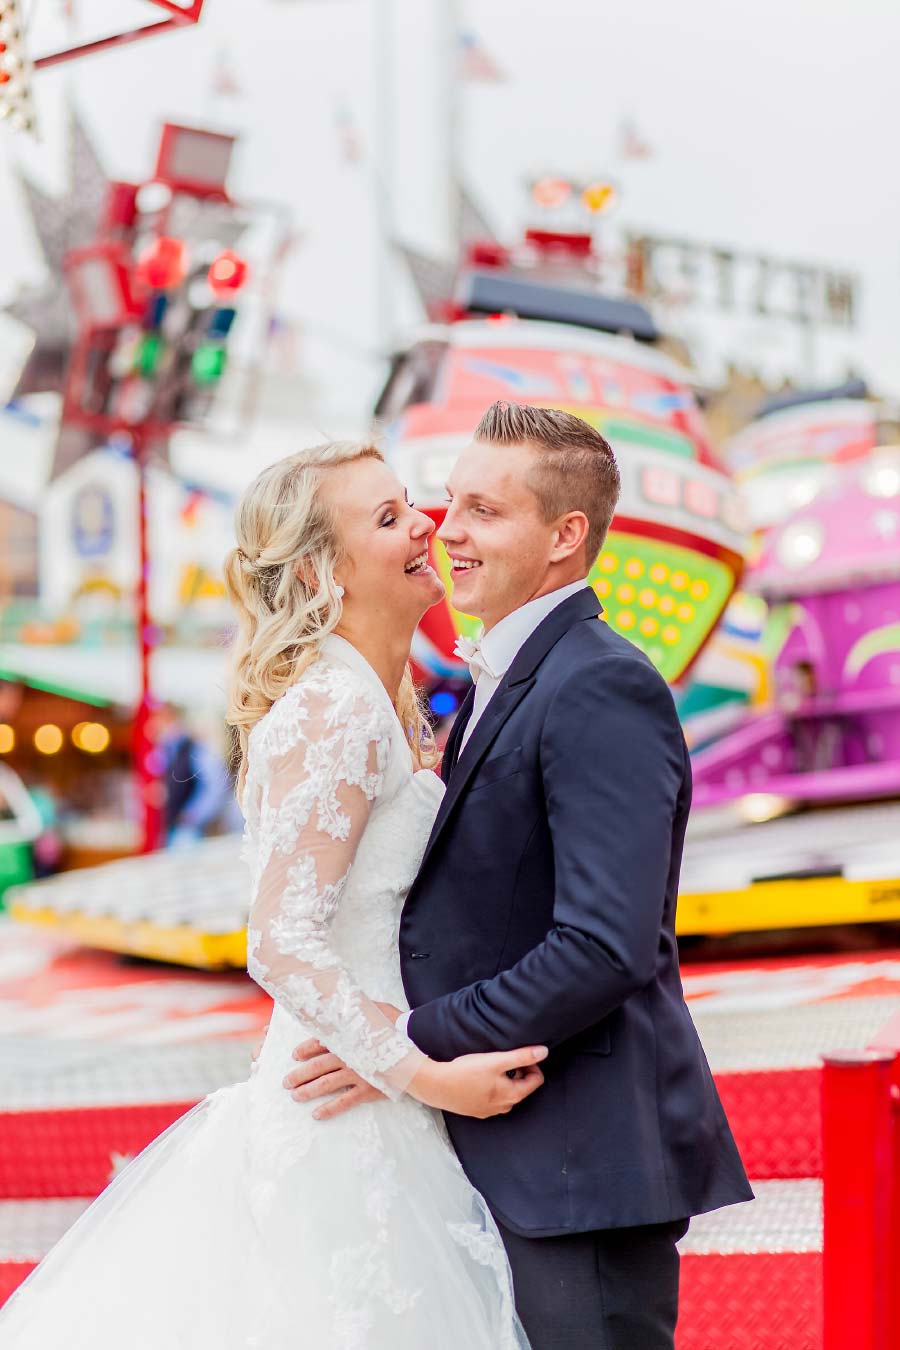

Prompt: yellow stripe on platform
xmin=677 ymin=874 xmax=900 ymax=936
xmin=12 ymin=873 xmax=900 ymax=971
xmin=9 ymin=903 xmax=247 ymax=970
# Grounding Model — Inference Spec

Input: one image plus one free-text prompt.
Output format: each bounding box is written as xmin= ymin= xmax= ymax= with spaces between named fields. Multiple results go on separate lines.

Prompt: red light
xmin=136 ymin=236 xmax=188 ymax=292
xmin=0 ymin=72 xmax=10 ymax=85
xmin=466 ymin=241 xmax=510 ymax=269
xmin=208 ymin=250 xmax=249 ymax=297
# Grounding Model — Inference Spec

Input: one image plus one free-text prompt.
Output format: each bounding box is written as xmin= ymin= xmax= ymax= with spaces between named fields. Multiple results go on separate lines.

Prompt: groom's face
xmin=439 ymin=439 xmax=558 ymax=631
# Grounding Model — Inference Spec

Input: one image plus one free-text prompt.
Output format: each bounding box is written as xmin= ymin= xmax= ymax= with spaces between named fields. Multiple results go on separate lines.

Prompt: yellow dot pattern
xmin=586 ymin=532 xmax=734 ymax=682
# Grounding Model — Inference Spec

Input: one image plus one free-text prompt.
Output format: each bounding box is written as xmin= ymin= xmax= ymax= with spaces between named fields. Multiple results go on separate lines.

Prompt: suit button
xmin=409 ymin=951 xmax=431 ymax=960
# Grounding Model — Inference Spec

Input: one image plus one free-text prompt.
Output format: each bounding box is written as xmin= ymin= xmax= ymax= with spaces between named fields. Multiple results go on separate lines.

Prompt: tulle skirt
xmin=0 ymin=1006 xmax=527 ymax=1349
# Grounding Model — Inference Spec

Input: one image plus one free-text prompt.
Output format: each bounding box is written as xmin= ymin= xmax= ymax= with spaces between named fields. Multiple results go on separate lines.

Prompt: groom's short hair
xmin=474 ymin=401 xmax=621 ymax=567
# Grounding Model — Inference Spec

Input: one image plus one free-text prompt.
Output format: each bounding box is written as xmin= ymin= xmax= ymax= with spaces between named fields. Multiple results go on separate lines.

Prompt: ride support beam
xmin=34 ymin=1 xmax=205 ymax=71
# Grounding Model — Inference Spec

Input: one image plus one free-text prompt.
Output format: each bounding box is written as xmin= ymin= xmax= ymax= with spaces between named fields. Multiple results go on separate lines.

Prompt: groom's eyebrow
xmin=460 ymin=489 xmax=502 ymax=507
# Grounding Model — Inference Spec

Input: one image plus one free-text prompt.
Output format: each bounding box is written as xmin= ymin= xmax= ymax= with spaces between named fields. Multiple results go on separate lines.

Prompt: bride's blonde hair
xmin=224 ymin=440 xmax=437 ymax=793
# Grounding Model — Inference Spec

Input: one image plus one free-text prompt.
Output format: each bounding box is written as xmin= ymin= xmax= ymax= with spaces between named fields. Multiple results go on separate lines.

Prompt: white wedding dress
xmin=0 ymin=634 xmax=526 ymax=1349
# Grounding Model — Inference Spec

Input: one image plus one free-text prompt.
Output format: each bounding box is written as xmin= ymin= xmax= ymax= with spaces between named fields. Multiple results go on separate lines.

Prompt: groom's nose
xmin=437 ymin=504 xmax=462 ymax=544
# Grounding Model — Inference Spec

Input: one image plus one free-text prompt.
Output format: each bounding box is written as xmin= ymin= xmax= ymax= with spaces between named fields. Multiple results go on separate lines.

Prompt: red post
xmin=821 ymin=1049 xmax=898 ymax=1350
xmin=131 ymin=436 xmax=165 ymax=854
xmin=889 ymin=1065 xmax=900 ymax=1349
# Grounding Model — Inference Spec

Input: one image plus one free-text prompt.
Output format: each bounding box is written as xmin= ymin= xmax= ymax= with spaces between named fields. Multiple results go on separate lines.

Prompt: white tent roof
xmin=0 ymin=643 xmax=230 ymax=710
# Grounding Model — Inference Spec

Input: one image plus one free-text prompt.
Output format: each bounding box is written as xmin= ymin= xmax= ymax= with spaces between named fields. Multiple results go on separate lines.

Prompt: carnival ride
xmin=8 ymin=232 xmax=900 ymax=958
xmin=681 ymin=444 xmax=900 ymax=934
xmin=378 ymin=260 xmax=747 ymax=709
xmin=8 ymin=231 xmax=752 ymax=960
xmin=678 ymin=383 xmax=884 ymax=745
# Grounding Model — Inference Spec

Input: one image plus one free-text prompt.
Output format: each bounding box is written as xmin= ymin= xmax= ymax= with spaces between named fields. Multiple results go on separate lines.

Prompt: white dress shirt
xmin=458 ymin=579 xmax=589 ymax=753
xmin=396 ymin=578 xmax=588 ymax=1039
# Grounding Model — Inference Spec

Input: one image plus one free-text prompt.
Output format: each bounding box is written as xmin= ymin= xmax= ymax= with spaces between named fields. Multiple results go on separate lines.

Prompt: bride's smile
xmin=323 ymin=456 xmax=446 ymax=632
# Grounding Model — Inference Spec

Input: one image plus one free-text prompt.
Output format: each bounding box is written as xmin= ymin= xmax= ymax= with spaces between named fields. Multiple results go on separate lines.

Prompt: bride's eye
xmin=380 ymin=513 xmax=397 ymax=528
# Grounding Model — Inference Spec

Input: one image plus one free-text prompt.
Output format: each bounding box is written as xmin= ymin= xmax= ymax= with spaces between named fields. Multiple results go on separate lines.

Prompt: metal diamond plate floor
xmin=680 ymin=1181 xmax=821 ymax=1256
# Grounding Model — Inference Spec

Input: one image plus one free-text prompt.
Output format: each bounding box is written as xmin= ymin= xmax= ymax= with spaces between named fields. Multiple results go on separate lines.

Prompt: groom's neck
xmin=480 ymin=571 xmax=588 ymax=634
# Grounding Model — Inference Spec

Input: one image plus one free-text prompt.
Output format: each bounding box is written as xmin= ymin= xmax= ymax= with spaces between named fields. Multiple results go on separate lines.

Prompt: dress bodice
xmin=240 ymin=634 xmax=443 ymax=1097
xmin=327 ymin=767 xmax=443 ymax=998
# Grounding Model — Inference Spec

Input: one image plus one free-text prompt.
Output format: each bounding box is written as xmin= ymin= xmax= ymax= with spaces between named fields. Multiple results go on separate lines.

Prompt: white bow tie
xmin=453 ymin=634 xmax=500 ymax=684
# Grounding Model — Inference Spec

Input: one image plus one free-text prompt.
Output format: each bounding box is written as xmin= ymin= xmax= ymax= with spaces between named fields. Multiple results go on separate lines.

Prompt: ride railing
xmin=822 ymin=1024 xmax=900 ymax=1349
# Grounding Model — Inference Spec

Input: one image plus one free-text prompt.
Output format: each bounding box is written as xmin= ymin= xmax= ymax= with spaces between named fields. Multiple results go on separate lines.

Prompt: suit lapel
xmin=422 ymin=679 xmax=534 ymax=870
xmin=421 ymin=586 xmax=601 ymax=869
xmin=440 ymin=687 xmax=475 ymax=784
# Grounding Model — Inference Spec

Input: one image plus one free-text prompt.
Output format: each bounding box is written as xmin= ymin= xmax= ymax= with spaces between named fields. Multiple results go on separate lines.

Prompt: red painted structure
xmin=33 ymin=1 xmax=205 ymax=71
xmin=59 ymin=127 xmax=246 ymax=852
xmin=821 ymin=1049 xmax=900 ymax=1350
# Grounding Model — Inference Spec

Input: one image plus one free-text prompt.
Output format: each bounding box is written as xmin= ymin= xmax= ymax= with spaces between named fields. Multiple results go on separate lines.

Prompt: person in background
xmin=157 ymin=704 xmax=233 ymax=847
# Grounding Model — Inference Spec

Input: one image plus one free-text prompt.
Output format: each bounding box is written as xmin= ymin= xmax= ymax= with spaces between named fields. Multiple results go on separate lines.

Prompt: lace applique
xmin=447 ymin=1218 xmax=520 ymax=1349
xmin=242 ymin=659 xmax=425 ymax=1099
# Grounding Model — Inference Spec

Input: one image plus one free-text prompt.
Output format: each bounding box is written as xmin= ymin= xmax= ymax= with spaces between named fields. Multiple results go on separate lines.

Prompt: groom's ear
xmin=549 ymin=511 xmax=590 ymax=563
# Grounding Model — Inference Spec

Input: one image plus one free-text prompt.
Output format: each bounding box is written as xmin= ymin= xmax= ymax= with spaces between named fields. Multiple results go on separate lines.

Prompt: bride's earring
xmin=335 ymin=584 xmax=345 ymax=598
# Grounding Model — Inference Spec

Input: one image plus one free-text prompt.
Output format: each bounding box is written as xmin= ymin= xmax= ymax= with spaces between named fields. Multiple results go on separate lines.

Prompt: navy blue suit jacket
xmin=400 ymin=586 xmax=752 ymax=1237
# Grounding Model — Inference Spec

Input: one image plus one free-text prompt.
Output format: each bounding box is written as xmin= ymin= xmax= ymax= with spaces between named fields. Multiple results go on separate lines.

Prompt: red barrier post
xmin=889 ymin=1063 xmax=900 ymax=1350
xmin=821 ymin=1050 xmax=897 ymax=1350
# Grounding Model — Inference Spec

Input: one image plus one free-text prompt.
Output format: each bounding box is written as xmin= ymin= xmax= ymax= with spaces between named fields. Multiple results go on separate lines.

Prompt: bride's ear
xmin=295 ymin=560 xmax=315 ymax=592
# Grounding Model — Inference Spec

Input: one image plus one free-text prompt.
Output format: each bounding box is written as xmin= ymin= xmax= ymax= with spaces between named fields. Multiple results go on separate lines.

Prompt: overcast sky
xmin=3 ymin=0 xmax=899 ymax=425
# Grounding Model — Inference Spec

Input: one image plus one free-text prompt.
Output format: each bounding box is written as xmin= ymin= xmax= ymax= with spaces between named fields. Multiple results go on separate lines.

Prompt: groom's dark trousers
xmin=400 ymin=587 xmax=752 ymax=1348
xmin=493 ymin=1213 xmax=689 ymax=1349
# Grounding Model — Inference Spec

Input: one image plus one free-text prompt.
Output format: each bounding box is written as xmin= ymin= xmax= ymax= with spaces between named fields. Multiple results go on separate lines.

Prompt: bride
xmin=0 ymin=441 xmax=548 ymax=1348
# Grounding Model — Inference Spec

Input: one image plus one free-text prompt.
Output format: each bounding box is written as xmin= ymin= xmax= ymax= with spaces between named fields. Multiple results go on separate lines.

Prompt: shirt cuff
xmin=394 ymin=1010 xmax=413 ymax=1039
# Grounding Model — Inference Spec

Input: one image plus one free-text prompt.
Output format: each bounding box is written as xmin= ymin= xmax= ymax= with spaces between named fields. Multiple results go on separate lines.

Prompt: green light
xmin=192 ymin=343 xmax=227 ymax=385
xmin=135 ymin=333 xmax=163 ymax=378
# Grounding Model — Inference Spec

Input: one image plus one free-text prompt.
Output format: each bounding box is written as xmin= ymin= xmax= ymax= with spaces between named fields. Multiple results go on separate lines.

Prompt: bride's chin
xmin=426 ymin=577 xmax=448 ymax=606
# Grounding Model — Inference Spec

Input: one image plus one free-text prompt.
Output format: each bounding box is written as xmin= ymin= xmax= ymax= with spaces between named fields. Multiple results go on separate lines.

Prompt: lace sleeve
xmin=246 ymin=667 xmax=427 ymax=1099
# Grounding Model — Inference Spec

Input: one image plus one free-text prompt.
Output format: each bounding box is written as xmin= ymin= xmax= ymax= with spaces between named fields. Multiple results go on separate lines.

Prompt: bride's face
xmin=324 ymin=457 xmax=446 ymax=625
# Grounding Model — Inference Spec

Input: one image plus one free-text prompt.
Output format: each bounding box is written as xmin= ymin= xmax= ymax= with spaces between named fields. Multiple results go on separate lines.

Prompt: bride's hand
xmin=408 ymin=1046 xmax=549 ymax=1119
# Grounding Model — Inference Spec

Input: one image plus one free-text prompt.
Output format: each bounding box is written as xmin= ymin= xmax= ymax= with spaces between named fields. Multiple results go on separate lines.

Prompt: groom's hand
xmin=283 ymin=1043 xmax=387 ymax=1119
xmin=283 ymin=1005 xmax=404 ymax=1120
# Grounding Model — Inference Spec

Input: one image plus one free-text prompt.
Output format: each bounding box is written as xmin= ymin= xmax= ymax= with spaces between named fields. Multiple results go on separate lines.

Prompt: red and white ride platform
xmin=1 ymin=917 xmax=898 ymax=1346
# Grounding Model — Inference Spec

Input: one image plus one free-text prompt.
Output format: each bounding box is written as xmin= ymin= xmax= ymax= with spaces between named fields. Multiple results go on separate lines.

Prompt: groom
xmin=285 ymin=401 xmax=752 ymax=1347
